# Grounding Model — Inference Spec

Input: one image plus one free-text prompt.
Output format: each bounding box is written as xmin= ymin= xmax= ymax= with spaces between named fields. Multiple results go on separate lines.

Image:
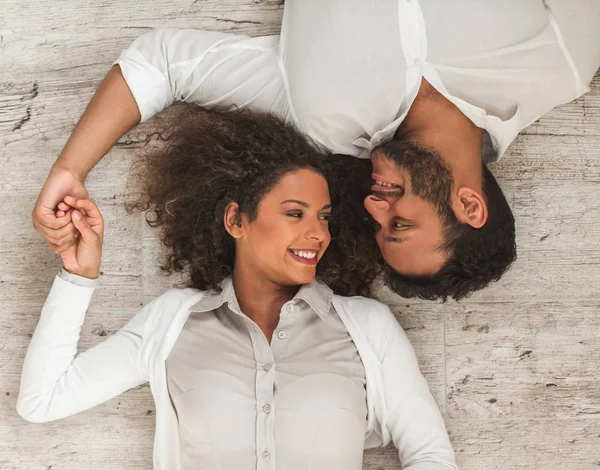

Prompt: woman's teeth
xmin=291 ymin=250 xmax=317 ymax=259
xmin=374 ymin=179 xmax=399 ymax=188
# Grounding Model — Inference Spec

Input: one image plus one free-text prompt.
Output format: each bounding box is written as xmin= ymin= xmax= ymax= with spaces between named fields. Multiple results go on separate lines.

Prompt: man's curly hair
xmin=125 ymin=105 xmax=379 ymax=297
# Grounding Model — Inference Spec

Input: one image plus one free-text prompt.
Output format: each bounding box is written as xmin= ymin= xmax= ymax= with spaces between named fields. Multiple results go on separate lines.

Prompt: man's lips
xmin=371 ymin=173 xmax=402 ymax=192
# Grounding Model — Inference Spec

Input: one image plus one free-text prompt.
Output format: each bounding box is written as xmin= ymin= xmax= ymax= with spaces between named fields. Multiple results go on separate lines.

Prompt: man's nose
xmin=367 ymin=195 xmax=391 ymax=210
xmin=366 ymin=195 xmax=392 ymax=223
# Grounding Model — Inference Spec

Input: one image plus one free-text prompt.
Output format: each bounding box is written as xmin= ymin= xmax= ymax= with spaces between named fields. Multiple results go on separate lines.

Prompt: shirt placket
xmin=242 ymin=311 xmax=287 ymax=470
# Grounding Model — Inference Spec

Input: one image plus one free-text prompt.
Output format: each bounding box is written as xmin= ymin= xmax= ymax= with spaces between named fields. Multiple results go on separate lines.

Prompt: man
xmin=33 ymin=0 xmax=600 ymax=300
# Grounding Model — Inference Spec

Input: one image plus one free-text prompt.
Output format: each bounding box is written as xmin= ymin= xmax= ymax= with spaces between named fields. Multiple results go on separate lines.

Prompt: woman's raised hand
xmin=59 ymin=196 xmax=104 ymax=280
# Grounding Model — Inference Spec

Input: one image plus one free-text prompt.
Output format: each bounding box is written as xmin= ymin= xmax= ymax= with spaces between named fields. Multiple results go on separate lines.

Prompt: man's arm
xmin=34 ymin=28 xmax=286 ymax=254
xmin=56 ymin=65 xmax=139 ymax=180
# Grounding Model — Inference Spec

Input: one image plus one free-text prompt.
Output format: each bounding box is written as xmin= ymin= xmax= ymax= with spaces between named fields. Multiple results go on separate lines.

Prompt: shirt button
xmin=286 ymin=304 xmax=295 ymax=314
xmin=262 ymin=451 xmax=271 ymax=461
xmin=263 ymin=363 xmax=273 ymax=372
xmin=277 ymin=330 xmax=287 ymax=340
xmin=263 ymin=404 xmax=271 ymax=413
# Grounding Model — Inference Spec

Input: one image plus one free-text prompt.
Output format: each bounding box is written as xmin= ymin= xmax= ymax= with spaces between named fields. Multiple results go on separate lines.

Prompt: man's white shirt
xmin=114 ymin=0 xmax=600 ymax=161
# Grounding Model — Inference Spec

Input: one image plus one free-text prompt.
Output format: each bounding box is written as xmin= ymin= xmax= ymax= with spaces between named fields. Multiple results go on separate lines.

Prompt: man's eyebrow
xmin=281 ymin=200 xmax=332 ymax=211
xmin=384 ymin=235 xmax=411 ymax=244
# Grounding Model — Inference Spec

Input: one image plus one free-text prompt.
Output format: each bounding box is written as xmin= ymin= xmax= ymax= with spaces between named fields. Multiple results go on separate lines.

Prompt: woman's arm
xmin=16 ymin=270 xmax=153 ymax=423
xmin=378 ymin=306 xmax=458 ymax=469
xmin=34 ymin=28 xmax=285 ymax=255
xmin=20 ymin=199 xmax=148 ymax=423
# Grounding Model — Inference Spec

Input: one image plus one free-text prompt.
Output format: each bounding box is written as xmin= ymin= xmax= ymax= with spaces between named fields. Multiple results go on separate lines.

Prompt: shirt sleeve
xmin=57 ymin=267 xmax=98 ymax=288
xmin=378 ymin=306 xmax=458 ymax=469
xmin=16 ymin=275 xmax=155 ymax=423
xmin=113 ymin=27 xmax=289 ymax=123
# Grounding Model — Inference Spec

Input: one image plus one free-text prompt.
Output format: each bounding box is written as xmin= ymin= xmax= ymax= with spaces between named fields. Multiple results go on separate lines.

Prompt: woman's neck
xmin=232 ymin=263 xmax=300 ymax=341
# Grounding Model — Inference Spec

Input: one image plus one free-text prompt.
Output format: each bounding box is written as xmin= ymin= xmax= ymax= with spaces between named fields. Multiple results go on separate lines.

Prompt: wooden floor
xmin=1 ymin=1 xmax=599 ymax=469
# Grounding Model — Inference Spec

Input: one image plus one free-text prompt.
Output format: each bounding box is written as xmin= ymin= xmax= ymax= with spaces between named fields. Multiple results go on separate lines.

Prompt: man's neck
xmin=232 ymin=263 xmax=299 ymax=341
xmin=395 ymin=78 xmax=484 ymax=183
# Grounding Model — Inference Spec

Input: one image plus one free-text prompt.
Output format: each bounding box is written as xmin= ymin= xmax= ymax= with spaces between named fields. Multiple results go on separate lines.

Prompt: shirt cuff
xmin=58 ymin=268 xmax=99 ymax=288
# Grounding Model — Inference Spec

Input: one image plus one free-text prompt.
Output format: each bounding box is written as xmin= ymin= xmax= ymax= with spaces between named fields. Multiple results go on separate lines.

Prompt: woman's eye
xmin=319 ymin=214 xmax=331 ymax=221
xmin=287 ymin=211 xmax=303 ymax=218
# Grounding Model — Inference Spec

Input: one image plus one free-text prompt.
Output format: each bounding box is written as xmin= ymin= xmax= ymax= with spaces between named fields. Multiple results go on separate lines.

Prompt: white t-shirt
xmin=114 ymin=0 xmax=600 ymax=161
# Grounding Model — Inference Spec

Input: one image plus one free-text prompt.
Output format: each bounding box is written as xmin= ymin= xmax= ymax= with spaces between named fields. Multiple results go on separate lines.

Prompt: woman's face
xmin=235 ymin=168 xmax=332 ymax=286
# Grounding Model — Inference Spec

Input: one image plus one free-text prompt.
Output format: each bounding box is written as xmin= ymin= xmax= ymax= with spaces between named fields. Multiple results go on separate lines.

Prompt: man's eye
xmin=393 ymin=221 xmax=408 ymax=230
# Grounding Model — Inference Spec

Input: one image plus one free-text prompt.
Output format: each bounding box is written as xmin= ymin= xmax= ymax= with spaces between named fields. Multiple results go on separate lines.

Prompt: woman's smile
xmin=287 ymin=248 xmax=320 ymax=265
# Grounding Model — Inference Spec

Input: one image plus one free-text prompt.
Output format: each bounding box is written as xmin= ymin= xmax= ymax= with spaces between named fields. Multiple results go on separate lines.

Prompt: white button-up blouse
xmin=167 ymin=277 xmax=367 ymax=470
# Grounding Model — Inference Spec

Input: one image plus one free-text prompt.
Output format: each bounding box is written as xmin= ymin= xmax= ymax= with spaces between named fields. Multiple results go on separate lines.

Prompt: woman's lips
xmin=288 ymin=249 xmax=318 ymax=265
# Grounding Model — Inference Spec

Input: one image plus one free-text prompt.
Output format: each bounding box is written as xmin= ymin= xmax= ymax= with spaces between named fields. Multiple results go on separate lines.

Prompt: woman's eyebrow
xmin=281 ymin=199 xmax=309 ymax=207
xmin=281 ymin=200 xmax=332 ymax=210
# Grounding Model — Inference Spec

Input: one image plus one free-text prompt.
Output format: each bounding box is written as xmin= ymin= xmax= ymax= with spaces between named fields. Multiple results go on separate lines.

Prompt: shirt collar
xmin=189 ymin=276 xmax=333 ymax=320
xmin=291 ymin=279 xmax=333 ymax=320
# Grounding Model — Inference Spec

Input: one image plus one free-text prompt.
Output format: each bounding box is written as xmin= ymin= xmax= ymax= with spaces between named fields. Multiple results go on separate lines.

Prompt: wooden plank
xmin=461 ymin=181 xmax=600 ymax=303
xmin=1 ymin=1 xmax=283 ymax=81
xmin=448 ymin=418 xmax=600 ymax=469
xmin=364 ymin=418 xmax=600 ymax=469
xmin=0 ymin=417 xmax=154 ymax=469
xmin=495 ymin=134 xmax=600 ymax=183
xmin=445 ymin=301 xmax=600 ymax=419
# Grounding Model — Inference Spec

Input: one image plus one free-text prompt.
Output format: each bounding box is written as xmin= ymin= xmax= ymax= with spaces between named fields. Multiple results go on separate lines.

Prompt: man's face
xmin=364 ymin=143 xmax=457 ymax=277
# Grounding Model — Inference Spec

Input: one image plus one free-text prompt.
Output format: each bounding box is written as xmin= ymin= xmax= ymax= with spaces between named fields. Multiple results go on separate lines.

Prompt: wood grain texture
xmin=445 ymin=301 xmax=600 ymax=420
xmin=1 ymin=0 xmax=600 ymax=468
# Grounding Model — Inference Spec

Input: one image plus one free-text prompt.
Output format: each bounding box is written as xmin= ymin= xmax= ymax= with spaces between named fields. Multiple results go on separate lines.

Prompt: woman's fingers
xmin=71 ymin=209 xmax=101 ymax=246
xmin=64 ymin=196 xmax=97 ymax=220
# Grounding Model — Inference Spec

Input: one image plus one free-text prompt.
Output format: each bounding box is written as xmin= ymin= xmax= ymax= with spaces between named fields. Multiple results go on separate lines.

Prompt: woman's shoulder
xmin=140 ymin=286 xmax=212 ymax=328
xmin=332 ymin=293 xmax=413 ymax=359
xmin=331 ymin=293 xmax=397 ymax=331
xmin=332 ymin=293 xmax=393 ymax=315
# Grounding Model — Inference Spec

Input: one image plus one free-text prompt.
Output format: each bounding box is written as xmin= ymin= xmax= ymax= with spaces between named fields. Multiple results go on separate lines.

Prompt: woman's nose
xmin=307 ymin=219 xmax=328 ymax=242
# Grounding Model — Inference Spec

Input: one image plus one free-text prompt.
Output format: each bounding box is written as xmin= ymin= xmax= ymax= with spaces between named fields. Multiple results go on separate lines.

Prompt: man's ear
xmin=224 ymin=202 xmax=244 ymax=238
xmin=454 ymin=187 xmax=488 ymax=229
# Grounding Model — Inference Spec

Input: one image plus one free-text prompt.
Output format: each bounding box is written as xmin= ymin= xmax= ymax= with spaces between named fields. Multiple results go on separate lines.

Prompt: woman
xmin=17 ymin=107 xmax=457 ymax=469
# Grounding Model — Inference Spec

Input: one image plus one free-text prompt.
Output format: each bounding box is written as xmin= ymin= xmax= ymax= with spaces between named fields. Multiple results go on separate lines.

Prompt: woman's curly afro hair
xmin=125 ymin=105 xmax=380 ymax=296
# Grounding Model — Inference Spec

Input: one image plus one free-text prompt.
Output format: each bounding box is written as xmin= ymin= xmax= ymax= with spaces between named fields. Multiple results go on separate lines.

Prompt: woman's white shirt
xmin=17 ymin=270 xmax=457 ymax=469
xmin=167 ymin=277 xmax=367 ymax=470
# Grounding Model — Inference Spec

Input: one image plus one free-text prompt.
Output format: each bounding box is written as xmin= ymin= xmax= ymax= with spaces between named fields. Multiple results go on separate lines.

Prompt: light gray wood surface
xmin=1 ymin=1 xmax=599 ymax=469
